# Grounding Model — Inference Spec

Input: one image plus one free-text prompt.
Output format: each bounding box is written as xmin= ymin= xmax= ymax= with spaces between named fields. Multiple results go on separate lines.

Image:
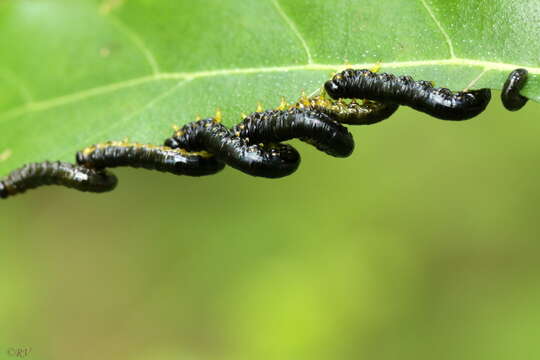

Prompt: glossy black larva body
xmin=293 ymin=95 xmax=399 ymax=125
xmin=232 ymin=108 xmax=355 ymax=157
xmin=0 ymin=161 xmax=117 ymax=199
xmin=4 ymin=65 xmax=516 ymax=199
xmin=501 ymin=68 xmax=529 ymax=111
xmin=324 ymin=69 xmax=492 ymax=120
xmin=165 ymin=118 xmax=301 ymax=178
xmin=76 ymin=141 xmax=225 ymax=176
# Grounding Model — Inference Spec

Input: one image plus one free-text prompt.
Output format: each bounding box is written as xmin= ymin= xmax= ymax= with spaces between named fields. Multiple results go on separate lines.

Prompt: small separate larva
xmin=0 ymin=67 xmax=533 ymax=199
xmin=501 ymin=68 xmax=529 ymax=111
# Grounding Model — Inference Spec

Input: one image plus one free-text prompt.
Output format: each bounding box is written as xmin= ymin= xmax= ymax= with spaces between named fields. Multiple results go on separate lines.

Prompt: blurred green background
xmin=2 ymin=99 xmax=540 ymax=360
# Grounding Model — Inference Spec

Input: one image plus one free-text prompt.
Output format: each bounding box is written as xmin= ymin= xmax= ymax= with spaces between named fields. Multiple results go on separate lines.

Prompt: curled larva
xmin=293 ymin=95 xmax=399 ymax=125
xmin=165 ymin=118 xmax=301 ymax=178
xmin=76 ymin=141 xmax=225 ymax=176
xmin=501 ymin=68 xmax=529 ymax=111
xmin=0 ymin=161 xmax=117 ymax=199
xmin=231 ymin=108 xmax=355 ymax=157
xmin=324 ymin=69 xmax=492 ymax=120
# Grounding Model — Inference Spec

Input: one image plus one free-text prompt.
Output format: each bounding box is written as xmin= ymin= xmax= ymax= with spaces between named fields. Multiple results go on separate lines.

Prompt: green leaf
xmin=1 ymin=0 xmax=539 ymax=176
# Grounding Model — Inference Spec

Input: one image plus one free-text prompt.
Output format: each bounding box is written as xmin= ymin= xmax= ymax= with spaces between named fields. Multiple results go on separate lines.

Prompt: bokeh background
xmin=1 ymin=99 xmax=540 ymax=360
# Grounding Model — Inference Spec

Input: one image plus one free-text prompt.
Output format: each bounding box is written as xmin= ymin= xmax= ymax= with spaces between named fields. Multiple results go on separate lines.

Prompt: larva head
xmin=300 ymin=110 xmax=355 ymax=158
xmin=462 ymin=88 xmax=492 ymax=109
xmin=164 ymin=137 xmax=180 ymax=148
xmin=324 ymin=71 xmax=351 ymax=99
xmin=0 ymin=182 xmax=7 ymax=199
xmin=86 ymin=170 xmax=118 ymax=193
xmin=324 ymin=79 xmax=341 ymax=99
xmin=171 ymin=153 xmax=225 ymax=176
xmin=325 ymin=68 xmax=375 ymax=99
xmin=75 ymin=150 xmax=86 ymax=165
xmin=254 ymin=143 xmax=301 ymax=178
xmin=430 ymin=88 xmax=492 ymax=120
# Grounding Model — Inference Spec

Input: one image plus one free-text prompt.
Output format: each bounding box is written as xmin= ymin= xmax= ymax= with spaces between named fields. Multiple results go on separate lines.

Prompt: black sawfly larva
xmin=0 ymin=161 xmax=117 ymax=199
xmin=231 ymin=107 xmax=355 ymax=158
xmin=501 ymin=68 xmax=529 ymax=111
xmin=164 ymin=118 xmax=301 ymax=178
xmin=324 ymin=69 xmax=492 ymax=120
xmin=76 ymin=141 xmax=225 ymax=176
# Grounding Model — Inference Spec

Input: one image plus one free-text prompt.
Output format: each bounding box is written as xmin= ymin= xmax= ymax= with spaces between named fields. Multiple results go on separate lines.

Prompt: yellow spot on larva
xmin=240 ymin=113 xmax=247 ymax=119
xmin=256 ymin=102 xmax=264 ymax=112
xmin=172 ymin=124 xmax=180 ymax=131
xmin=277 ymin=96 xmax=289 ymax=111
xmin=82 ymin=140 xmax=213 ymax=158
xmin=195 ymin=115 xmax=202 ymax=121
xmin=214 ymin=108 xmax=223 ymax=123
xmin=298 ymin=91 xmax=311 ymax=106
xmin=370 ymin=62 xmax=382 ymax=73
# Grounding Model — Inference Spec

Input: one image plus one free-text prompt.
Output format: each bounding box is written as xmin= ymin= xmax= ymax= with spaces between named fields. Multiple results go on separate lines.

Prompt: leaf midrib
xmin=1 ymin=58 xmax=539 ymax=123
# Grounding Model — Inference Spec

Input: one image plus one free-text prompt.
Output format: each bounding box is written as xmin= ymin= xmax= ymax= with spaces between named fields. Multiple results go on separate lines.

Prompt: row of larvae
xmin=0 ymin=68 xmax=531 ymax=199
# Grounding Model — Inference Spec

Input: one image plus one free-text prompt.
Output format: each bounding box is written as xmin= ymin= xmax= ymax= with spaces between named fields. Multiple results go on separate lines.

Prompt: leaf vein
xmin=106 ymin=14 xmax=161 ymax=75
xmin=87 ymin=79 xmax=192 ymax=143
xmin=419 ymin=0 xmax=456 ymax=58
xmin=0 ymin=68 xmax=34 ymax=104
xmin=464 ymin=69 xmax=489 ymax=90
xmin=270 ymin=0 xmax=313 ymax=64
xmin=1 ymin=58 xmax=539 ymax=122
xmin=48 ymin=79 xmax=193 ymax=161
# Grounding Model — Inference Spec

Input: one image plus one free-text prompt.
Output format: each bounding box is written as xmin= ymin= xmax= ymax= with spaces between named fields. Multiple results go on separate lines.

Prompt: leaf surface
xmin=1 ymin=0 xmax=539 ymax=176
